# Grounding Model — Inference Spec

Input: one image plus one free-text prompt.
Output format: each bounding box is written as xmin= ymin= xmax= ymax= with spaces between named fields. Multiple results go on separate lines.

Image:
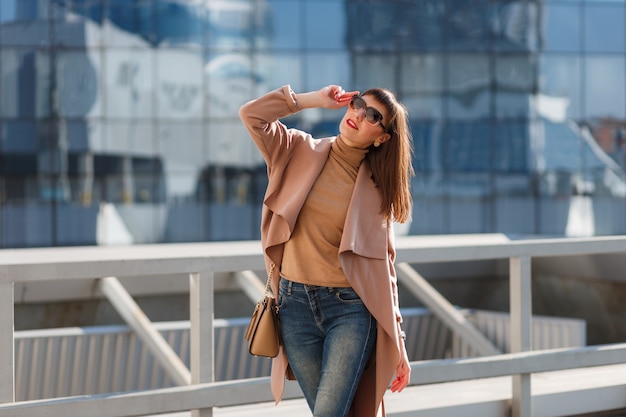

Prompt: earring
xmin=374 ymin=140 xmax=380 ymax=147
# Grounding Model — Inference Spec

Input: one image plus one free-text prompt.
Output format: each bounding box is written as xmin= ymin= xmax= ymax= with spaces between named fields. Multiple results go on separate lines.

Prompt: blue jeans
xmin=278 ymin=278 xmax=377 ymax=417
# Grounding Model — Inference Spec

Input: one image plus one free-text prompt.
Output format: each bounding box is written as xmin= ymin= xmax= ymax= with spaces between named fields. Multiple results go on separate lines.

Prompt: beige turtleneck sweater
xmin=280 ymin=135 xmax=368 ymax=287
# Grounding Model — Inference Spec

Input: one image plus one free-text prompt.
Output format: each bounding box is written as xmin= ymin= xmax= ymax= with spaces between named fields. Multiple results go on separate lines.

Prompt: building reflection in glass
xmin=0 ymin=0 xmax=625 ymax=248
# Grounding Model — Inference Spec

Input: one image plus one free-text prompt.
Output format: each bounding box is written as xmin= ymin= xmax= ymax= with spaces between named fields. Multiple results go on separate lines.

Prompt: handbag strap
xmin=264 ymin=262 xmax=275 ymax=296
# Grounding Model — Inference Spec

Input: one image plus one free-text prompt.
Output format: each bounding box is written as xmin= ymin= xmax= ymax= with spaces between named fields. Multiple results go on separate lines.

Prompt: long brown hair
xmin=363 ymin=88 xmax=414 ymax=223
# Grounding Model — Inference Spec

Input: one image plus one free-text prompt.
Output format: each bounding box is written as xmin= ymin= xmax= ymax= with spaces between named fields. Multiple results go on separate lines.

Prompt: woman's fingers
xmin=319 ymin=85 xmax=359 ymax=108
xmin=336 ymin=91 xmax=358 ymax=103
xmin=390 ymin=372 xmax=409 ymax=392
xmin=391 ymin=356 xmax=411 ymax=392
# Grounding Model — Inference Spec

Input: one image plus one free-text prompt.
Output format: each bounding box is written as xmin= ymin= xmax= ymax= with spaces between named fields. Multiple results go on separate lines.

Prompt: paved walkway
xmin=153 ymin=364 xmax=626 ymax=417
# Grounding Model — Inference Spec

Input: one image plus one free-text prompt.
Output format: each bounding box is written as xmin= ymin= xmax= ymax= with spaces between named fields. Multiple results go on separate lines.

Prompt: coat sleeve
xmin=387 ymin=222 xmax=404 ymax=333
xmin=238 ymin=85 xmax=305 ymax=170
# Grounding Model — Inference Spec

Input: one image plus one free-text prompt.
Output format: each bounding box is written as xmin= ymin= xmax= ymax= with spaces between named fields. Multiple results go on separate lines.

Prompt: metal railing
xmin=1 ymin=234 xmax=626 ymax=417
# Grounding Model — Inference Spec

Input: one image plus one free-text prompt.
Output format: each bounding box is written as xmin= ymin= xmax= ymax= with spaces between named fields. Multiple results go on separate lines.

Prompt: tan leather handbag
xmin=245 ymin=263 xmax=281 ymax=358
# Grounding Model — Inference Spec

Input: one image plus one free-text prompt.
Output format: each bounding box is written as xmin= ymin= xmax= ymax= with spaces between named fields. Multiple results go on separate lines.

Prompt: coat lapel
xmin=263 ymin=137 xmax=333 ymax=250
xmin=339 ymin=161 xmax=387 ymax=260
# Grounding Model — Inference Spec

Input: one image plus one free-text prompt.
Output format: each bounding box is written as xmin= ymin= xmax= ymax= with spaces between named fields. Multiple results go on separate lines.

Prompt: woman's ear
xmin=378 ymin=133 xmax=391 ymax=145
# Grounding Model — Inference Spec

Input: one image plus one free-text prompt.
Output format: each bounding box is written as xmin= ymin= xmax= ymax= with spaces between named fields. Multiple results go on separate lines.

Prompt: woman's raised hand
xmin=319 ymin=85 xmax=359 ymax=109
xmin=294 ymin=85 xmax=359 ymax=110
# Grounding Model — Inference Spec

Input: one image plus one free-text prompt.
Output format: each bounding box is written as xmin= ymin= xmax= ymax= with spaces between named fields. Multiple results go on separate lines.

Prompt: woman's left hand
xmin=391 ymin=344 xmax=411 ymax=392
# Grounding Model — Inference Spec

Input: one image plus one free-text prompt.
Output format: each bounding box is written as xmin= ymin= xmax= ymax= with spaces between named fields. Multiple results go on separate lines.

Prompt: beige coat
xmin=239 ymin=86 xmax=404 ymax=417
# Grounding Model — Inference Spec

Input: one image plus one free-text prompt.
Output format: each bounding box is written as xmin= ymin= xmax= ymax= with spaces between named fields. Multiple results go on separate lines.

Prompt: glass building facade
xmin=0 ymin=0 xmax=625 ymax=248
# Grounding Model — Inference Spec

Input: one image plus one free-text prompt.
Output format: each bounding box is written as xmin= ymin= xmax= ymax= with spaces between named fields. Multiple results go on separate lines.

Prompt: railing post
xmin=510 ymin=256 xmax=532 ymax=417
xmin=0 ymin=282 xmax=14 ymax=403
xmin=190 ymin=270 xmax=214 ymax=417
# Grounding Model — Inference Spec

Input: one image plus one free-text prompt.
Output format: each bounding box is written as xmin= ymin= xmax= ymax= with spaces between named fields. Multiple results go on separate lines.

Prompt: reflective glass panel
xmin=82 ymin=119 xmax=105 ymax=152
xmin=133 ymin=158 xmax=165 ymax=204
xmin=539 ymin=54 xmax=582 ymax=119
xmin=345 ymin=0 xmax=396 ymax=52
xmin=105 ymin=121 xmax=156 ymax=155
xmin=446 ymin=54 xmax=491 ymax=120
xmin=494 ymin=175 xmax=536 ymax=234
xmin=104 ymin=0 xmax=154 ymax=47
xmin=495 ymin=54 xmax=536 ymax=119
xmin=206 ymin=0 xmax=270 ymax=50
xmin=56 ymin=50 xmax=102 ymax=118
xmin=492 ymin=2 xmax=540 ymax=52
xmin=305 ymin=1 xmax=345 ymax=50
xmin=446 ymin=173 xmax=491 ymax=233
xmin=495 ymin=91 xmax=531 ymax=120
xmin=397 ymin=0 xmax=444 ymax=51
xmin=443 ymin=0 xmax=491 ymax=51
xmin=542 ymin=3 xmax=581 ymax=52
xmin=304 ymin=52 xmax=351 ymax=91
xmin=64 ymin=120 xmax=91 ymax=152
xmin=257 ymin=52 xmax=303 ymax=92
xmin=157 ymin=122 xmax=204 ymax=172
xmin=1 ymin=121 xmax=37 ymax=152
xmin=206 ymin=119 xmax=263 ymax=167
xmin=401 ymin=54 xmax=444 ymax=95
xmin=104 ymin=48 xmax=154 ymax=119
xmin=0 ymin=49 xmax=51 ymax=118
xmin=0 ymin=0 xmax=56 ymax=22
xmin=0 ymin=19 xmax=50 ymax=47
xmin=266 ymin=0 xmax=302 ymax=50
xmin=495 ymin=54 xmax=535 ymax=91
xmin=494 ymin=121 xmax=529 ymax=172
xmin=155 ymin=48 xmax=204 ymax=120
xmin=154 ymin=0 xmax=206 ymax=47
xmin=401 ymin=54 xmax=445 ymax=120
xmin=444 ymin=120 xmax=491 ymax=172
xmin=583 ymin=3 xmax=625 ymax=53
xmin=584 ymin=55 xmax=626 ymax=119
xmin=52 ymin=0 xmax=102 ymax=47
xmin=205 ymin=52 xmax=261 ymax=118
xmin=411 ymin=120 xmax=440 ymax=173
xmin=353 ymin=54 xmax=397 ymax=92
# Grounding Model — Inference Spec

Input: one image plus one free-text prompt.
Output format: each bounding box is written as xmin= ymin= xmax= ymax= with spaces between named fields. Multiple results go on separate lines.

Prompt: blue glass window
xmin=443 ymin=0 xmax=492 ymax=51
xmin=494 ymin=121 xmax=529 ymax=173
xmin=0 ymin=0 xmax=50 ymax=46
xmin=584 ymin=55 xmax=626 ymax=119
xmin=154 ymin=0 xmax=206 ymax=47
xmin=1 ymin=121 xmax=37 ymax=153
xmin=346 ymin=0 xmax=396 ymax=52
xmin=584 ymin=3 xmax=625 ymax=53
xmin=104 ymin=49 xmax=154 ymax=119
xmin=304 ymin=52 xmax=351 ymax=91
xmin=543 ymin=3 xmax=581 ymax=52
xmin=265 ymin=0 xmax=302 ymax=50
xmin=444 ymin=120 xmax=491 ymax=172
xmin=397 ymin=0 xmax=444 ymax=51
xmin=0 ymin=49 xmax=52 ymax=118
xmin=539 ymin=54 xmax=582 ymax=119
xmin=155 ymin=48 xmax=204 ymax=120
xmin=105 ymin=0 xmax=154 ymax=47
xmin=56 ymin=50 xmax=102 ymax=118
xmin=305 ymin=1 xmax=345 ymax=50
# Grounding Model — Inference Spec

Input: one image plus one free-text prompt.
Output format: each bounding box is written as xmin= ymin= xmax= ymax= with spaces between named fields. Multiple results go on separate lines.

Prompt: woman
xmin=239 ymin=84 xmax=413 ymax=417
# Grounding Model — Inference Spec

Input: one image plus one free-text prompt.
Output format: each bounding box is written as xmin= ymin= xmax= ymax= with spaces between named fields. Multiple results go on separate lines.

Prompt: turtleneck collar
xmin=331 ymin=134 xmax=368 ymax=168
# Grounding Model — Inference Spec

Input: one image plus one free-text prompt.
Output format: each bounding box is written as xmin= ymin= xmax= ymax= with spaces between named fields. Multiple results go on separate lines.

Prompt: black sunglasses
xmin=349 ymin=95 xmax=386 ymax=131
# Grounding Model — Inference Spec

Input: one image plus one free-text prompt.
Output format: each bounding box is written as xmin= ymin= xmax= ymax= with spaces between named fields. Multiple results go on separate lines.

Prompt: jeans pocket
xmin=335 ymin=287 xmax=362 ymax=304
